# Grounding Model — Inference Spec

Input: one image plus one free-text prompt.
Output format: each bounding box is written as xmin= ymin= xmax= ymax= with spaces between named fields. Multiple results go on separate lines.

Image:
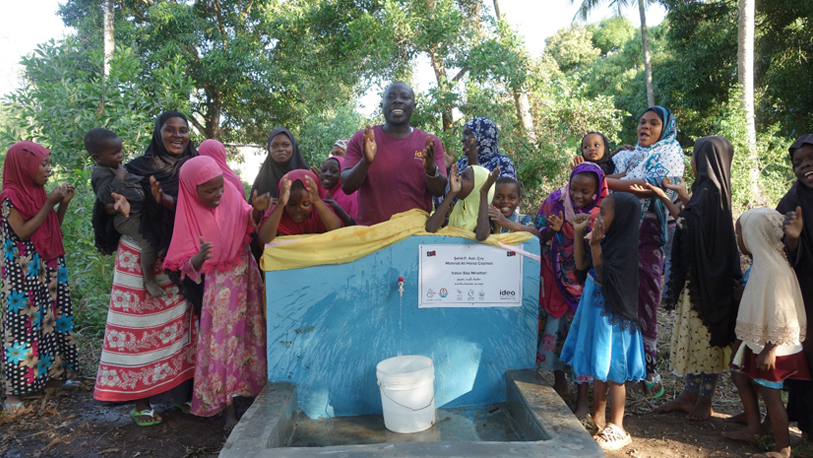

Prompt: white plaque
xmin=418 ymin=244 xmax=523 ymax=308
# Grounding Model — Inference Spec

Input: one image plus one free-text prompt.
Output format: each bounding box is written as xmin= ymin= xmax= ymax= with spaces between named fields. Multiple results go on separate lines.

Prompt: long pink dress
xmin=183 ymin=246 xmax=267 ymax=417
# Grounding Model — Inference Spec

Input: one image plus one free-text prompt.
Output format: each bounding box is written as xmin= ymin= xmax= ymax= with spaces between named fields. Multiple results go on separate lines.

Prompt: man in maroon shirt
xmin=341 ymin=82 xmax=448 ymax=226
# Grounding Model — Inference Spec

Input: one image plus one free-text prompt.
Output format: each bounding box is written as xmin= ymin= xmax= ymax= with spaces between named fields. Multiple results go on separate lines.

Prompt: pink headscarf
xmin=163 ymin=156 xmax=253 ymax=273
xmin=0 ymin=141 xmax=64 ymax=262
xmin=198 ymin=139 xmax=245 ymax=199
xmin=321 ymin=156 xmax=358 ymax=219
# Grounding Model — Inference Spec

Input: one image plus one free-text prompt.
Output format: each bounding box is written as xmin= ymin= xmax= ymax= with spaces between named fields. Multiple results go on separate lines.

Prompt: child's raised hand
xmin=487 ymin=204 xmax=507 ymax=223
xmin=590 ymin=215 xmax=605 ymax=245
xmin=783 ymin=206 xmax=803 ymax=240
xmin=663 ymin=177 xmax=687 ymax=193
xmin=548 ymin=211 xmax=565 ymax=232
xmin=570 ymin=156 xmax=585 ymax=170
xmin=481 ymin=166 xmax=500 ymax=193
xmin=111 ymin=192 xmax=131 ymax=218
xmin=47 ymin=182 xmax=68 ymax=205
xmin=304 ymin=175 xmax=321 ymax=202
xmin=191 ymin=236 xmax=213 ymax=270
xmin=252 ymin=191 xmax=272 ymax=213
xmin=363 ymin=125 xmax=377 ymax=163
xmin=448 ymin=163 xmax=461 ymax=194
xmin=572 ymin=213 xmax=590 ymax=233
xmin=149 ymin=176 xmax=164 ymax=204
xmin=309 ymin=165 xmax=322 ymax=179
xmin=631 ymin=182 xmax=666 ymax=199
xmin=61 ymin=182 xmax=75 ymax=204
xmin=278 ymin=179 xmax=292 ymax=206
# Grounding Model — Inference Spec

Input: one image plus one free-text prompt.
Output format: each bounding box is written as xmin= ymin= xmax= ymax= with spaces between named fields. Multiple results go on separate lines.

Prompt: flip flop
xmin=643 ymin=373 xmax=664 ymax=399
xmin=594 ymin=422 xmax=632 ymax=451
xmin=3 ymin=401 xmax=24 ymax=415
xmin=173 ymin=402 xmax=192 ymax=415
xmin=580 ymin=414 xmax=600 ymax=435
xmin=130 ymin=409 xmax=162 ymax=427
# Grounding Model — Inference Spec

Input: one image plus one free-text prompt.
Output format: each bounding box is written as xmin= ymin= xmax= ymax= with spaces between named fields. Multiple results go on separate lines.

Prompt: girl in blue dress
xmin=560 ymin=192 xmax=647 ymax=451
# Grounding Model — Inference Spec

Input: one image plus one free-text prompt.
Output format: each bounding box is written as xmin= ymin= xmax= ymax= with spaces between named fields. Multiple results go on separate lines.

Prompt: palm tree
xmin=103 ymin=0 xmax=114 ymax=78
xmin=737 ymin=0 xmax=760 ymax=203
xmin=570 ymin=0 xmax=655 ymax=107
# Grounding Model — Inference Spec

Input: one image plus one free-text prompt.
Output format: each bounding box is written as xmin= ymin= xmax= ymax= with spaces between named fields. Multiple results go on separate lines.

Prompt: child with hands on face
xmin=487 ymin=177 xmax=537 ymax=235
xmin=534 ymin=162 xmax=608 ymax=420
xmin=425 ymin=163 xmax=498 ymax=241
xmin=258 ymin=170 xmax=342 ymax=244
xmin=162 ymin=156 xmax=271 ymax=429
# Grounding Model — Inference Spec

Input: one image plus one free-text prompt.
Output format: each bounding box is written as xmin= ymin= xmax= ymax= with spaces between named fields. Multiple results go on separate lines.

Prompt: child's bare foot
xmin=144 ymin=279 xmax=165 ymax=298
xmin=756 ymin=447 xmax=791 ymax=458
xmin=686 ymin=396 xmax=713 ymax=421
xmin=721 ymin=428 xmax=758 ymax=443
xmin=574 ymin=403 xmax=590 ymax=421
xmin=724 ymin=412 xmax=748 ymax=424
xmin=655 ymin=390 xmax=696 ymax=414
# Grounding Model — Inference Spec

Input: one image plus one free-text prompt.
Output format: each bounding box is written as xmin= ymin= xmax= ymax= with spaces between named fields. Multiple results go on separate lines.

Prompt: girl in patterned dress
xmin=1 ymin=141 xmax=77 ymax=414
xmin=163 ymin=156 xmax=271 ymax=429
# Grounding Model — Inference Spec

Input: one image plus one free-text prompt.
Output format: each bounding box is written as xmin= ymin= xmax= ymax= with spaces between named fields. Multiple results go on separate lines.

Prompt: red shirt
xmin=344 ymin=125 xmax=447 ymax=226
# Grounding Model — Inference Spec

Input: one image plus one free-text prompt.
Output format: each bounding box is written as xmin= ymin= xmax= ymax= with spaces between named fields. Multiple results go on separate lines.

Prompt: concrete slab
xmin=220 ymin=372 xmax=605 ymax=458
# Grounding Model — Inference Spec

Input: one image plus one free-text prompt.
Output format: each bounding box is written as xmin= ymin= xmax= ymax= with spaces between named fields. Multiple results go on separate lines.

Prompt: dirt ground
xmin=2 ymin=310 xmax=811 ymax=458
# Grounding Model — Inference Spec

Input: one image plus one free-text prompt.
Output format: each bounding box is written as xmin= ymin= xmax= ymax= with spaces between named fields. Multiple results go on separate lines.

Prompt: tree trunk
xmin=638 ymin=0 xmax=655 ymax=107
xmin=427 ymin=49 xmax=454 ymax=132
xmin=738 ymin=0 xmax=760 ymax=204
xmin=493 ymin=0 xmax=535 ymax=139
xmin=103 ymin=0 xmax=114 ymax=78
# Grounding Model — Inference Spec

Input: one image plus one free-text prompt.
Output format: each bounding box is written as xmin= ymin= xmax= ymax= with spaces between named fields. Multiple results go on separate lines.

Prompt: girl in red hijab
xmin=258 ymin=170 xmax=342 ymax=244
xmin=163 ymin=156 xmax=271 ymax=429
xmin=320 ymin=156 xmax=358 ymax=219
xmin=1 ymin=141 xmax=77 ymax=414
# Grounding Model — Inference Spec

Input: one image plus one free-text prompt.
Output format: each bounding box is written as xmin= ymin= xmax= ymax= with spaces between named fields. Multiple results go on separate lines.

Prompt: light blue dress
xmin=560 ymin=270 xmax=647 ymax=384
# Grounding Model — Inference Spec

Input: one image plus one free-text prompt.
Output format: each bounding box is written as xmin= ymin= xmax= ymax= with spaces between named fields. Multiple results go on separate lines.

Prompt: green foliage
xmin=1 ymin=38 xmax=194 ymax=343
xmin=544 ymin=25 xmax=601 ymax=73
xmin=587 ymin=16 xmax=636 ymax=55
xmin=295 ymin=102 xmax=368 ymax=167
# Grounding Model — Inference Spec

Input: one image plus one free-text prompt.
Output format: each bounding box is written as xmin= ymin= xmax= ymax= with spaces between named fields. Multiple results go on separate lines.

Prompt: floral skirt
xmin=93 ymin=237 xmax=197 ymax=402
xmin=669 ymin=282 xmax=732 ymax=376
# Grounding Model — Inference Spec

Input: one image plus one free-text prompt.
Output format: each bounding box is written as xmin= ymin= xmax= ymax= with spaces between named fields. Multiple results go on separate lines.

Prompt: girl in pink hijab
xmin=320 ymin=156 xmax=358 ymax=219
xmin=163 ymin=156 xmax=271 ymax=429
xmin=198 ymin=139 xmax=245 ymax=199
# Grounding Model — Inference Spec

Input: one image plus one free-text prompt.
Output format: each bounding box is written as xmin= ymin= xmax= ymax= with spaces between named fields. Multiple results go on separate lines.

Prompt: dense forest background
xmin=0 ymin=0 xmax=810 ymax=361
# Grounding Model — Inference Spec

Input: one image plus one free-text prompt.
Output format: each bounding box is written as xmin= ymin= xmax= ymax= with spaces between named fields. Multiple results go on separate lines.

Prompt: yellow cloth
xmin=669 ymin=282 xmax=732 ymax=376
xmin=447 ymin=165 xmax=495 ymax=232
xmin=261 ymin=209 xmax=534 ymax=272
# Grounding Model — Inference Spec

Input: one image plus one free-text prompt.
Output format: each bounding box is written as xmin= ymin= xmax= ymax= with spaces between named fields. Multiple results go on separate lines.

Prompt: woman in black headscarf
xmin=93 ymin=111 xmax=198 ymax=427
xmin=126 ymin=110 xmax=199 ymax=251
xmin=653 ymin=136 xmax=741 ymax=421
xmin=777 ymin=134 xmax=813 ymax=439
xmin=249 ymin=127 xmax=309 ymax=202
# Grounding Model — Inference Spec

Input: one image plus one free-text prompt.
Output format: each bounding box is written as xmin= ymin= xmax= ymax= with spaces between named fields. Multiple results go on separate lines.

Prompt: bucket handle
xmin=382 ymin=390 xmax=435 ymax=412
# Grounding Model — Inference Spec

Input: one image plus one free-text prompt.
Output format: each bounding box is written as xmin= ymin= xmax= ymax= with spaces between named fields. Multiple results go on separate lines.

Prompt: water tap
xmin=398 ymin=276 xmax=404 ymax=297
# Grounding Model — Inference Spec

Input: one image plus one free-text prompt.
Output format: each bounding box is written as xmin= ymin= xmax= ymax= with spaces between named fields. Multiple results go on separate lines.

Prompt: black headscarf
xmin=599 ymin=192 xmax=641 ymax=332
xmin=123 ymin=111 xmax=198 ymax=253
xmin=665 ymin=136 xmax=740 ymax=347
xmin=580 ymin=132 xmax=615 ymax=176
xmin=249 ymin=128 xmax=309 ymax=201
xmin=92 ymin=111 xmax=198 ymax=254
xmin=778 ymin=134 xmax=813 ymax=437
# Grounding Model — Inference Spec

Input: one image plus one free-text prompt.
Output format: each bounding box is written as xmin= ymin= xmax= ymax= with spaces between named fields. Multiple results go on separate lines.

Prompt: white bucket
xmin=376 ymin=355 xmax=436 ymax=433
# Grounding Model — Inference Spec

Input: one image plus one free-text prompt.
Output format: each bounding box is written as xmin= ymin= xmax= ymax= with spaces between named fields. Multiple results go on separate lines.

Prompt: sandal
xmin=130 ymin=409 xmax=162 ymax=427
xmin=3 ymin=401 xmax=24 ymax=415
xmin=643 ymin=373 xmax=664 ymax=399
xmin=580 ymin=414 xmax=600 ymax=435
xmin=173 ymin=402 xmax=192 ymax=415
xmin=594 ymin=422 xmax=632 ymax=451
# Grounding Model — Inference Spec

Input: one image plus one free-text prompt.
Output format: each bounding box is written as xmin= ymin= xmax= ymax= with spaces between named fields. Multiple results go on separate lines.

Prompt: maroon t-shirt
xmin=344 ymin=125 xmax=447 ymax=226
